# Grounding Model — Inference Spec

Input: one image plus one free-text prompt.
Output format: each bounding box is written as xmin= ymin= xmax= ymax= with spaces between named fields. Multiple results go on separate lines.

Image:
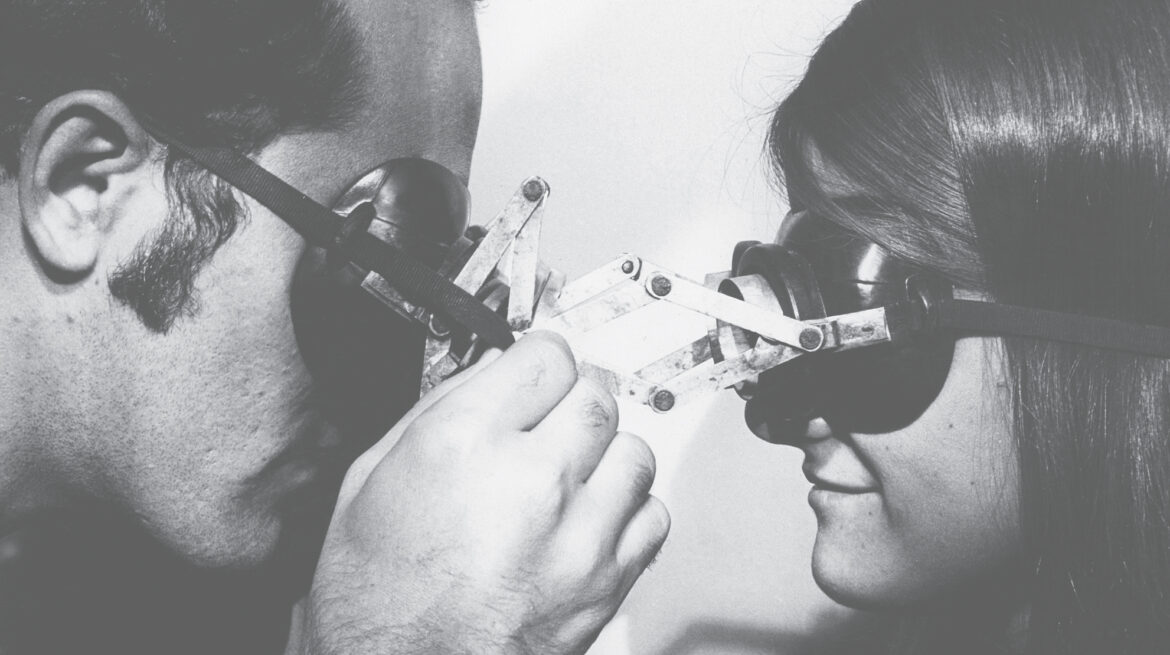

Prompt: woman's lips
xmin=802 ymin=466 xmax=879 ymax=494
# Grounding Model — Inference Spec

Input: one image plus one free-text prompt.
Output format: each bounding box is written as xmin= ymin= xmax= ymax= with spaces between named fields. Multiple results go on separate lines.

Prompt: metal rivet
xmin=650 ymin=275 xmax=673 ymax=297
xmin=799 ymin=327 xmax=824 ymax=351
xmin=523 ymin=179 xmax=546 ymax=202
xmin=621 ymin=260 xmax=636 ymax=275
xmin=651 ymin=389 xmax=676 ymax=413
xmin=429 ymin=315 xmax=451 ymax=339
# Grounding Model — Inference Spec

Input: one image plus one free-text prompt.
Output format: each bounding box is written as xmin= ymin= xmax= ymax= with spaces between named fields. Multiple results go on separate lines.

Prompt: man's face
xmin=87 ymin=0 xmax=482 ymax=567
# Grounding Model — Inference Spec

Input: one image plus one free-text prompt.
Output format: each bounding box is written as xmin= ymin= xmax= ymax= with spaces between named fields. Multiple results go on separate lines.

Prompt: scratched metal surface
xmin=472 ymin=2 xmax=862 ymax=654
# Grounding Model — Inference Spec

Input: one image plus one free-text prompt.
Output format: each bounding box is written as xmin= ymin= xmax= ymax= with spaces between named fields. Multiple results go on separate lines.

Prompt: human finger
xmin=529 ymin=377 xmax=619 ymax=479
xmin=582 ymin=432 xmax=658 ymax=538
xmin=342 ymin=348 xmax=504 ymax=490
xmin=438 ymin=331 xmax=578 ymax=431
xmin=614 ymin=495 xmax=671 ymax=572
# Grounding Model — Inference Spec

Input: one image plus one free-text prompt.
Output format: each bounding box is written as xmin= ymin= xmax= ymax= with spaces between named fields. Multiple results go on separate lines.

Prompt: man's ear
xmin=18 ymin=90 xmax=153 ymax=275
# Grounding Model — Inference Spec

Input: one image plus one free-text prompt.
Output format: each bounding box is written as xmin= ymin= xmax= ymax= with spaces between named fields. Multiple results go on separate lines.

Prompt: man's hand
xmin=295 ymin=332 xmax=670 ymax=655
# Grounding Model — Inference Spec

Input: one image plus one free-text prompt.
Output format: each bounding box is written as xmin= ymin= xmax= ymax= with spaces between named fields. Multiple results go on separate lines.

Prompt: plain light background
xmin=471 ymin=2 xmax=863 ymax=653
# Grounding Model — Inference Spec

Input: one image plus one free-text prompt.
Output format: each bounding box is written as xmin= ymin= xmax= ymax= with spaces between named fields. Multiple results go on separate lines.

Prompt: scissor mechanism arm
xmin=417 ymin=178 xmax=895 ymax=411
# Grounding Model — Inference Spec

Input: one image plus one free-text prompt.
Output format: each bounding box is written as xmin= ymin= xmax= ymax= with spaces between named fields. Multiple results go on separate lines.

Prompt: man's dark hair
xmin=0 ymin=0 xmax=366 ymax=331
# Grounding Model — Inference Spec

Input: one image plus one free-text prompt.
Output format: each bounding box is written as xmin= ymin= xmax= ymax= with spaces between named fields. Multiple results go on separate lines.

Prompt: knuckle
xmin=616 ymin=433 xmax=657 ymax=492
xmin=483 ymin=448 xmax=570 ymax=517
xmin=398 ymin=412 xmax=491 ymax=468
xmin=516 ymin=456 xmax=570 ymax=501
xmin=642 ymin=496 xmax=672 ymax=541
xmin=521 ymin=471 xmax=569 ymax=518
xmin=525 ymin=458 xmax=565 ymax=490
xmin=557 ymin=527 xmax=609 ymax=578
xmin=520 ymin=332 xmax=577 ymax=386
xmin=629 ymin=461 xmax=656 ymax=498
xmin=575 ymin=379 xmax=619 ymax=431
xmin=410 ymin=405 xmax=467 ymax=437
xmin=526 ymin=329 xmax=574 ymax=361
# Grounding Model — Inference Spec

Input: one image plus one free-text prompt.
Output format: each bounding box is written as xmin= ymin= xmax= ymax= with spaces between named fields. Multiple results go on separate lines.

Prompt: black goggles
xmin=140 ymin=120 xmax=513 ymax=443
xmin=139 ymin=119 xmax=1170 ymax=448
xmin=739 ymin=210 xmax=1170 ymax=445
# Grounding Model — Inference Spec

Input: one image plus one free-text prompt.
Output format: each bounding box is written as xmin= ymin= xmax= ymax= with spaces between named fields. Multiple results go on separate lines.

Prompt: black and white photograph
xmin=0 ymin=1 xmax=1166 ymax=653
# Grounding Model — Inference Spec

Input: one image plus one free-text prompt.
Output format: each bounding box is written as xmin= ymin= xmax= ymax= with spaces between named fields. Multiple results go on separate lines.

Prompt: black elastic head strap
xmin=929 ymin=297 xmax=1170 ymax=358
xmin=767 ymin=212 xmax=1170 ymax=359
xmin=138 ymin=118 xmax=515 ymax=351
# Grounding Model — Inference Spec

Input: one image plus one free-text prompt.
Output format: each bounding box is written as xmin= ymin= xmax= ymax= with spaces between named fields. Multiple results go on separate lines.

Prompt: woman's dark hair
xmin=770 ymin=0 xmax=1170 ymax=652
xmin=0 ymin=0 xmax=366 ymax=330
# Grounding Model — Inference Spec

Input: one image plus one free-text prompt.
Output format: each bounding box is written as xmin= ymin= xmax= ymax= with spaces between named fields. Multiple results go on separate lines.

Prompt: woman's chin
xmin=810 ymin=538 xmax=936 ymax=611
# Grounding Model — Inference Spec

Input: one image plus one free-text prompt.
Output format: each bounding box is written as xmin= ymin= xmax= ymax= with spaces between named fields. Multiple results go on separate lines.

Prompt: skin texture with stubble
xmin=1 ymin=1 xmax=670 ymax=652
xmin=0 ymin=0 xmax=482 ymax=567
xmin=300 ymin=334 xmax=670 ymax=655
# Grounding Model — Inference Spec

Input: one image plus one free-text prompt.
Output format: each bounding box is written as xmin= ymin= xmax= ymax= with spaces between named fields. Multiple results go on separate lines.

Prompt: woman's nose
xmin=745 ymin=409 xmax=834 ymax=447
xmin=802 ymin=417 xmax=834 ymax=442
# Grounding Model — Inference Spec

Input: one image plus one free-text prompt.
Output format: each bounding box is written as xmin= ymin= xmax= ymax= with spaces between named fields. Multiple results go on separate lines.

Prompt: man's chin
xmin=150 ymin=513 xmax=287 ymax=571
xmin=171 ymin=470 xmax=341 ymax=573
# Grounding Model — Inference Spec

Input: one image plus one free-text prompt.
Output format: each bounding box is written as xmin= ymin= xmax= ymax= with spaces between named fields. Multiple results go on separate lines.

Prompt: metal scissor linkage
xmin=417 ymin=178 xmax=896 ymax=412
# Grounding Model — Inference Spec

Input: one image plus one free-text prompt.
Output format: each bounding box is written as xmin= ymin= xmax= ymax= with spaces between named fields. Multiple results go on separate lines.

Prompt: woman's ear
xmin=18 ymin=90 xmax=153 ymax=275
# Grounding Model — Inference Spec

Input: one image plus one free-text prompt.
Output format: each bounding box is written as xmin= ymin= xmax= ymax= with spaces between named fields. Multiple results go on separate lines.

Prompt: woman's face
xmin=786 ymin=157 xmax=1023 ymax=609
xmin=797 ymin=336 xmax=1022 ymax=609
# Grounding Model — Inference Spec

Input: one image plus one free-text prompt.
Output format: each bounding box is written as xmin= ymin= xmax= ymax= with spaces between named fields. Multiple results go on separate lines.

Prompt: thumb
xmin=339 ymin=347 xmax=504 ymax=495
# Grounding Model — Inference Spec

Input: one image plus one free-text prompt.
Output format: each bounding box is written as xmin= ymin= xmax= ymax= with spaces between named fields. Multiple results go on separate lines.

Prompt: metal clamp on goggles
xmin=140 ymin=120 xmax=1170 ymax=444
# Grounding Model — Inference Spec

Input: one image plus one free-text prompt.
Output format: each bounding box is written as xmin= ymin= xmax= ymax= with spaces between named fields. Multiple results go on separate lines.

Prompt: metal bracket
xmin=416 ymin=177 xmax=897 ymax=411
